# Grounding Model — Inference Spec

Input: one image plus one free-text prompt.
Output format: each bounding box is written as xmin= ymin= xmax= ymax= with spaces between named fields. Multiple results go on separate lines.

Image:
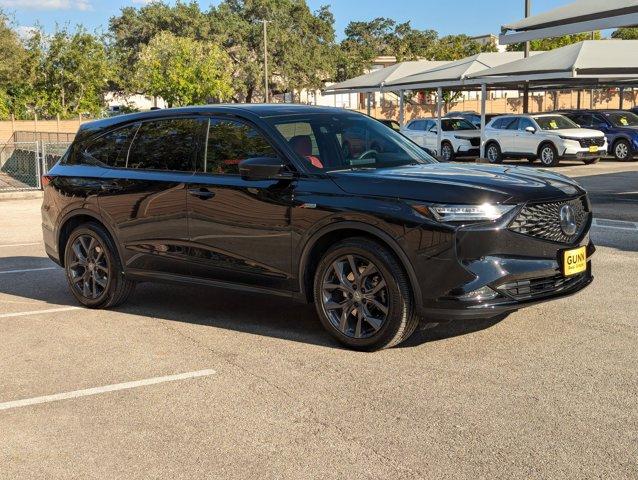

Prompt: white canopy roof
xmin=468 ymin=40 xmax=638 ymax=85
xmin=383 ymin=52 xmax=540 ymax=90
xmin=323 ymin=60 xmax=448 ymax=94
xmin=500 ymin=0 xmax=638 ymax=45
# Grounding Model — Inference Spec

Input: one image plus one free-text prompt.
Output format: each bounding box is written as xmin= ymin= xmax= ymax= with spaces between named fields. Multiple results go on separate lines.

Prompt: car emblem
xmin=559 ymin=205 xmax=577 ymax=236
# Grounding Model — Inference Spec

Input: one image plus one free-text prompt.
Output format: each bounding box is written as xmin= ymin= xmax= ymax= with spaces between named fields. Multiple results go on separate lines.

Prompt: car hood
xmin=328 ymin=163 xmax=585 ymax=205
xmin=546 ymin=128 xmax=605 ymax=138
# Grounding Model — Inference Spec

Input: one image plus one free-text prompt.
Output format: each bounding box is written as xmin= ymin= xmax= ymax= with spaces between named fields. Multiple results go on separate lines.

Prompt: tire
xmin=313 ymin=237 xmax=419 ymax=351
xmin=538 ymin=143 xmax=559 ymax=167
xmin=485 ymin=142 xmax=502 ymax=164
xmin=583 ymin=157 xmax=600 ymax=165
xmin=612 ymin=139 xmax=632 ymax=161
xmin=440 ymin=142 xmax=455 ymax=162
xmin=64 ymin=223 xmax=135 ymax=309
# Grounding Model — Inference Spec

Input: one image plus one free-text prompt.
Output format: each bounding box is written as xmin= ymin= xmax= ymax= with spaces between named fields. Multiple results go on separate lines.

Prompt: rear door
xmin=97 ymin=117 xmax=205 ymax=277
xmin=185 ymin=116 xmax=294 ymax=291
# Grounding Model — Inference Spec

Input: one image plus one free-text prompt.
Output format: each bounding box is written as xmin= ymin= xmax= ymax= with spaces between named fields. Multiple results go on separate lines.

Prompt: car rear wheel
xmin=440 ymin=142 xmax=455 ymax=162
xmin=313 ymin=237 xmax=419 ymax=351
xmin=613 ymin=139 xmax=632 ymax=161
xmin=486 ymin=142 xmax=502 ymax=164
xmin=539 ymin=143 xmax=559 ymax=167
xmin=64 ymin=223 xmax=135 ymax=308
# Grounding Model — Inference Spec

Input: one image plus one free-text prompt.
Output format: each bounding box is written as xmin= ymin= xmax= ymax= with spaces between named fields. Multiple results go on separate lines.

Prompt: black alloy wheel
xmin=64 ymin=223 xmax=135 ymax=308
xmin=313 ymin=237 xmax=419 ymax=351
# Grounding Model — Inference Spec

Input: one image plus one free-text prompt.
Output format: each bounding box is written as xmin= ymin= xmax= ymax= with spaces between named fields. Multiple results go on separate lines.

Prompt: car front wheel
xmin=440 ymin=142 xmax=455 ymax=162
xmin=64 ymin=223 xmax=135 ymax=308
xmin=313 ymin=237 xmax=419 ymax=351
xmin=486 ymin=143 xmax=502 ymax=164
xmin=539 ymin=144 xmax=559 ymax=167
xmin=613 ymin=139 xmax=632 ymax=161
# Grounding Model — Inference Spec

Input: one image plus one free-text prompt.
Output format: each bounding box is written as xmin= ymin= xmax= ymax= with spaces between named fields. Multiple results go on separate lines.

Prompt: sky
xmin=0 ymin=0 xmax=577 ymax=38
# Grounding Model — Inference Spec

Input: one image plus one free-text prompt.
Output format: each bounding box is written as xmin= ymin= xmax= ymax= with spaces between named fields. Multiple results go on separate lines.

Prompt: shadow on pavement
xmin=0 ymin=257 xmax=507 ymax=350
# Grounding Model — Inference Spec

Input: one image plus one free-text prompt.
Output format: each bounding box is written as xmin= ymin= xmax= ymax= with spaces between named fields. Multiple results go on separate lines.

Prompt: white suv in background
xmin=400 ymin=117 xmax=480 ymax=161
xmin=484 ymin=114 xmax=607 ymax=167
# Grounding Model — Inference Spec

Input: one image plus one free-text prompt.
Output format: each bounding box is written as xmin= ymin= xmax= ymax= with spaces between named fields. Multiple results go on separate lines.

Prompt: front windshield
xmin=605 ymin=111 xmax=638 ymax=127
xmin=441 ymin=118 xmax=477 ymax=131
xmin=533 ymin=115 xmax=578 ymax=130
xmin=268 ymin=113 xmax=435 ymax=172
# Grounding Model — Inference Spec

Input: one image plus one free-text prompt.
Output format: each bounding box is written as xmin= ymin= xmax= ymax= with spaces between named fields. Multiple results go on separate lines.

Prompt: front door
xmin=514 ymin=117 xmax=538 ymax=154
xmin=97 ymin=117 xmax=204 ymax=277
xmin=186 ymin=117 xmax=294 ymax=291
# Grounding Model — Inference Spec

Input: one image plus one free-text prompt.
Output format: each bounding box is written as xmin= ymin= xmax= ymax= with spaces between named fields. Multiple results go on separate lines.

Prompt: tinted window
xmin=505 ymin=118 xmax=520 ymax=130
xmin=127 ymin=118 xmax=204 ymax=171
xmin=268 ymin=113 xmax=434 ymax=172
xmin=567 ymin=114 xmax=593 ymax=127
xmin=604 ymin=111 xmax=638 ymax=127
xmin=408 ymin=120 xmax=424 ymax=131
xmin=441 ymin=119 xmax=477 ymax=131
xmin=491 ymin=118 xmax=505 ymax=129
xmin=206 ymin=118 xmax=278 ymax=175
xmin=533 ymin=115 xmax=578 ymax=130
xmin=82 ymin=124 xmax=138 ymax=167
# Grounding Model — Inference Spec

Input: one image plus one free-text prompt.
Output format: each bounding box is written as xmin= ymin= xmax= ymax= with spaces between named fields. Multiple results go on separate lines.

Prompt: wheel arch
xmin=537 ymin=140 xmax=558 ymax=157
xmin=57 ymin=210 xmax=121 ymax=268
xmin=297 ymin=222 xmax=422 ymax=307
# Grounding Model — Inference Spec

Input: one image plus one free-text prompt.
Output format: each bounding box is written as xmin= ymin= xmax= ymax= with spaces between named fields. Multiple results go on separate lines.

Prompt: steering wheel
xmin=357 ymin=149 xmax=378 ymax=160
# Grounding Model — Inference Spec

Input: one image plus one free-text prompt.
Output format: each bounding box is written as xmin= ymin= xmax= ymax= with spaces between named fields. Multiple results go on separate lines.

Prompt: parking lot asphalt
xmin=0 ymin=161 xmax=637 ymax=479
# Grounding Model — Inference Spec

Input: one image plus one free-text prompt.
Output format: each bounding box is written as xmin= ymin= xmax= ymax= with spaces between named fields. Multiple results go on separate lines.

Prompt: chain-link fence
xmin=0 ymin=141 xmax=71 ymax=192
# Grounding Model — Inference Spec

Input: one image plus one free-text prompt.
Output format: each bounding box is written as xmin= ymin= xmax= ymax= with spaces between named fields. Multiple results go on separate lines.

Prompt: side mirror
xmin=525 ymin=126 xmax=536 ymax=134
xmin=239 ymin=157 xmax=293 ymax=181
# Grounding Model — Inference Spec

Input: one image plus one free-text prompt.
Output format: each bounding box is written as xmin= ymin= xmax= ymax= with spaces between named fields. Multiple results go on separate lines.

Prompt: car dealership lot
xmin=1 ymin=161 xmax=637 ymax=479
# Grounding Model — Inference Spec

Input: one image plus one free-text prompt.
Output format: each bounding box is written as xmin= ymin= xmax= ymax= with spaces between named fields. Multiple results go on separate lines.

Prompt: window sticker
xmin=619 ymin=116 xmax=629 ymax=126
xmin=549 ymin=120 xmax=558 ymax=129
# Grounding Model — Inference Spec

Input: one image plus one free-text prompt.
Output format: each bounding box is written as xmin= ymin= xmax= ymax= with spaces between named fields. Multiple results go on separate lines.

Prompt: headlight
xmin=411 ymin=203 xmax=515 ymax=222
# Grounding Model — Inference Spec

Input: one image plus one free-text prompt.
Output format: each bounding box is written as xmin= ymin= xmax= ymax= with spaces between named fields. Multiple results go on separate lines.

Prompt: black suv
xmin=42 ymin=105 xmax=594 ymax=350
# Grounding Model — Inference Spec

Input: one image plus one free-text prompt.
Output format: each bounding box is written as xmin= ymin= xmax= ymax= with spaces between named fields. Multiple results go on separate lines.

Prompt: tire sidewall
xmin=486 ymin=143 xmax=501 ymax=164
xmin=441 ymin=142 xmax=454 ymax=162
xmin=64 ymin=224 xmax=118 ymax=308
xmin=614 ymin=140 xmax=630 ymax=161
xmin=313 ymin=241 xmax=409 ymax=350
xmin=539 ymin=144 xmax=558 ymax=167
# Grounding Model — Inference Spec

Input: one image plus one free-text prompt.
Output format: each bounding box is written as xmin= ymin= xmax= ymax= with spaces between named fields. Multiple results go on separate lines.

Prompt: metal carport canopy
xmin=499 ymin=0 xmax=638 ymax=45
xmin=322 ymin=60 xmax=449 ymax=94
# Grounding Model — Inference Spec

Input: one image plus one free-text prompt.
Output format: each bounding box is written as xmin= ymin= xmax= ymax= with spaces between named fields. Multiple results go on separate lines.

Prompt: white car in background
xmin=400 ymin=117 xmax=480 ymax=161
xmin=484 ymin=113 xmax=607 ymax=167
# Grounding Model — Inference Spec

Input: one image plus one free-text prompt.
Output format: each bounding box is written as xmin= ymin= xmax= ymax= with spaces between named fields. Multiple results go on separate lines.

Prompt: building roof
xmin=499 ymin=0 xmax=638 ymax=45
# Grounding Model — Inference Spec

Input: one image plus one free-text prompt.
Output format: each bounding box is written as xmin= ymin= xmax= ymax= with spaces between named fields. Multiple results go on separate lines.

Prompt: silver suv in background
xmin=484 ymin=114 xmax=607 ymax=167
xmin=400 ymin=117 xmax=480 ymax=161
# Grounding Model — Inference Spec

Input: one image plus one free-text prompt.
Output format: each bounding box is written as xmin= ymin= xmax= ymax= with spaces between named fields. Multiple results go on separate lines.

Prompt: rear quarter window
xmin=79 ymin=123 xmax=139 ymax=167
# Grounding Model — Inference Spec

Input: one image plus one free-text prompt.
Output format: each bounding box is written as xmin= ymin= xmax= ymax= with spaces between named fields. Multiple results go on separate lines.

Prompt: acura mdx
xmin=42 ymin=105 xmax=594 ymax=350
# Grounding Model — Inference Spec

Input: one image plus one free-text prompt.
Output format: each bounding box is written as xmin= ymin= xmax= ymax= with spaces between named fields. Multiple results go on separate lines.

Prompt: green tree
xmin=108 ymin=1 xmax=210 ymax=92
xmin=36 ymin=27 xmax=111 ymax=117
xmin=431 ymin=34 xmax=496 ymax=60
xmin=611 ymin=27 xmax=638 ymax=39
xmin=507 ymin=32 xmax=601 ymax=51
xmin=210 ymin=0 xmax=337 ymax=102
xmin=134 ymin=31 xmax=233 ymax=107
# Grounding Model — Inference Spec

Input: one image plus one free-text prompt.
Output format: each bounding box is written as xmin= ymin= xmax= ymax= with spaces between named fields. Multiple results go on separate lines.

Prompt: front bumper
xmin=408 ymin=200 xmax=594 ymax=321
xmin=561 ymin=140 xmax=607 ymax=158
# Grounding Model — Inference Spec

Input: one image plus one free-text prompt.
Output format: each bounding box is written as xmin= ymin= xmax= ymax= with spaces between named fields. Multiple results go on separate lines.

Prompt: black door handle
xmin=188 ymin=187 xmax=215 ymax=199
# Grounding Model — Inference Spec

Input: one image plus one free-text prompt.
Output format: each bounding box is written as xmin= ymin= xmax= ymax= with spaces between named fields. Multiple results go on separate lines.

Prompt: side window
xmin=127 ymin=118 xmax=204 ymax=171
xmin=83 ymin=124 xmax=139 ymax=167
xmin=206 ymin=118 xmax=278 ymax=175
xmin=518 ymin=118 xmax=535 ymax=130
xmin=504 ymin=118 xmax=520 ymax=130
xmin=573 ymin=114 xmax=592 ymax=127
xmin=408 ymin=120 xmax=423 ymax=131
xmin=491 ymin=118 xmax=504 ymax=129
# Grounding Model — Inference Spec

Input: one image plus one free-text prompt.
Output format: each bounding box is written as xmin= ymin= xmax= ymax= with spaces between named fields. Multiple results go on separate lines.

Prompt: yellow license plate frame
xmin=588 ymin=146 xmax=598 ymax=153
xmin=562 ymin=246 xmax=587 ymax=276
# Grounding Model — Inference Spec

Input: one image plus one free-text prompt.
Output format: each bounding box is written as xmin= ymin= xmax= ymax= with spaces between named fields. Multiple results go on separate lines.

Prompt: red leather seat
xmin=289 ymin=135 xmax=323 ymax=169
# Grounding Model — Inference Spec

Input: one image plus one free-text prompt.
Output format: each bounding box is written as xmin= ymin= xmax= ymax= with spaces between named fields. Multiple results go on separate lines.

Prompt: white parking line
xmin=592 ymin=218 xmax=638 ymax=232
xmin=0 ymin=369 xmax=216 ymax=412
xmin=0 ymin=242 xmax=42 ymax=248
xmin=0 ymin=306 xmax=80 ymax=319
xmin=0 ymin=267 xmax=58 ymax=274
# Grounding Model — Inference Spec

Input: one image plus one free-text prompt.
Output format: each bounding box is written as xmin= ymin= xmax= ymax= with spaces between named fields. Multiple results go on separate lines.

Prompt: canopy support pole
xmin=399 ymin=90 xmax=405 ymax=127
xmin=480 ymin=84 xmax=487 ymax=159
xmin=366 ymin=92 xmax=372 ymax=116
xmin=436 ymin=87 xmax=442 ymax=158
xmin=619 ymin=87 xmax=625 ymax=110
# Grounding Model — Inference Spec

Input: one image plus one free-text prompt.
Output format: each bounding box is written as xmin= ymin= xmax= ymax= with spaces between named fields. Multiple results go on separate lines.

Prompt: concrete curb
xmin=0 ymin=191 xmax=43 ymax=201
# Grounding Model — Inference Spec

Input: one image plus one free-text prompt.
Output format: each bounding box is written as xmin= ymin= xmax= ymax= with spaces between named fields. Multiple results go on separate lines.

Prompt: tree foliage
xmin=134 ymin=31 xmax=233 ymax=107
xmin=611 ymin=27 xmax=638 ymax=40
xmin=506 ymin=32 xmax=601 ymax=51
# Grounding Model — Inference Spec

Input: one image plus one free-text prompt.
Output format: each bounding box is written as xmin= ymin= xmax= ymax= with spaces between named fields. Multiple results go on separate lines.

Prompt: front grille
xmin=497 ymin=272 xmax=587 ymax=301
xmin=509 ymin=196 xmax=589 ymax=244
xmin=578 ymin=137 xmax=605 ymax=148
xmin=468 ymin=137 xmax=480 ymax=147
